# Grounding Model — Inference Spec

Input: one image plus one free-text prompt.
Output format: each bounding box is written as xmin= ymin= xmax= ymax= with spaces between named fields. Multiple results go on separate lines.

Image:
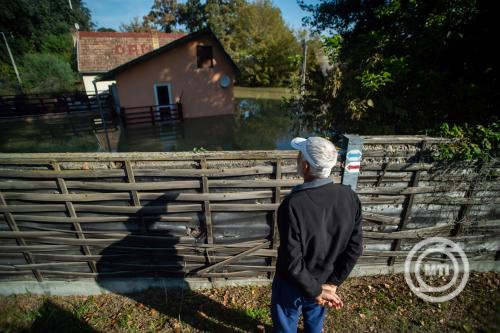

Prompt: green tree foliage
xmin=435 ymin=122 xmax=499 ymax=162
xmin=21 ymin=53 xmax=77 ymax=93
xmin=0 ymin=0 xmax=93 ymax=94
xmin=144 ymin=0 xmax=180 ymax=33
xmin=97 ymin=27 xmax=117 ymax=32
xmin=119 ymin=17 xmax=153 ymax=32
xmin=0 ymin=0 xmax=92 ymax=56
xmin=231 ymin=0 xmax=301 ymax=86
xmin=294 ymin=0 xmax=499 ymax=135
xmin=141 ymin=0 xmax=300 ymax=87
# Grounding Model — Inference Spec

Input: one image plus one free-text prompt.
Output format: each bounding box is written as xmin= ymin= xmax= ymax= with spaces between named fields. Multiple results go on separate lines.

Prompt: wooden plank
xmin=2 ymin=190 xmax=275 ymax=202
xmin=356 ymin=185 xmax=466 ymax=195
xmin=208 ymin=177 xmax=342 ymax=188
xmin=270 ymin=158 xmax=281 ymax=280
xmin=0 ymin=191 xmax=43 ymax=281
xmin=0 ymin=166 xmax=291 ymax=178
xmin=0 ymin=235 xmax=196 ymax=246
xmin=12 ymin=214 xmax=194 ymax=223
xmin=124 ymin=160 xmax=145 ymax=233
xmin=451 ymin=163 xmax=488 ymax=236
xmin=362 ymin=135 xmax=449 ymax=144
xmin=200 ymin=158 xmax=215 ymax=279
xmin=362 ymin=212 xmax=400 ymax=225
xmin=8 ymin=187 xmax=488 ymax=205
xmin=0 ymin=151 xmax=299 ymax=163
xmin=196 ymin=241 xmax=271 ymax=274
xmin=364 ymin=224 xmax=451 ymax=239
xmin=0 ymin=241 xmax=274 ymax=253
xmin=0 ymin=245 xmax=73 ymax=252
xmin=360 ymin=163 xmax=433 ymax=171
xmin=0 ymin=169 xmax=126 ymax=178
xmin=66 ymin=180 xmax=201 ymax=191
xmin=388 ymin=140 xmax=427 ymax=266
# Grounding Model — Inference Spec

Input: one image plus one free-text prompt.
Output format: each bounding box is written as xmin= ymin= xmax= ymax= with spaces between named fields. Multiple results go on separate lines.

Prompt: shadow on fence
xmin=94 ymin=195 xmax=271 ymax=332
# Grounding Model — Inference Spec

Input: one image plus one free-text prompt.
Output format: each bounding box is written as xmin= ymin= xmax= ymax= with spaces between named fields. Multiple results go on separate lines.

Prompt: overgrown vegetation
xmin=288 ymin=0 xmax=498 ymax=137
xmin=434 ymin=122 xmax=500 ymax=162
xmin=0 ymin=0 xmax=92 ymax=94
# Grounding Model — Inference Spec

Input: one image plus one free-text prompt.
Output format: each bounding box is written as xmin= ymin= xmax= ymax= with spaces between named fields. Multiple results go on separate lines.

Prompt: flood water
xmin=0 ymin=87 xmax=307 ymax=153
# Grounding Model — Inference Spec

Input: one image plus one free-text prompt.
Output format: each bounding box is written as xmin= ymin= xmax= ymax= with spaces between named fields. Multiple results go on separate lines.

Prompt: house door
xmin=154 ymin=84 xmax=173 ymax=120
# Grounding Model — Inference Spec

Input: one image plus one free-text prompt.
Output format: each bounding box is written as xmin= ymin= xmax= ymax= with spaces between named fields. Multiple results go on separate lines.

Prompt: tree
xmin=232 ymin=0 xmax=300 ymax=86
xmin=144 ymin=0 xmax=180 ymax=33
xmin=0 ymin=0 xmax=92 ymax=56
xmin=97 ymin=27 xmax=116 ymax=32
xmin=295 ymin=0 xmax=499 ymax=135
xmin=141 ymin=0 xmax=300 ymax=87
xmin=21 ymin=53 xmax=77 ymax=93
xmin=119 ymin=17 xmax=152 ymax=32
xmin=177 ymin=0 xmax=206 ymax=32
xmin=0 ymin=0 xmax=92 ymax=94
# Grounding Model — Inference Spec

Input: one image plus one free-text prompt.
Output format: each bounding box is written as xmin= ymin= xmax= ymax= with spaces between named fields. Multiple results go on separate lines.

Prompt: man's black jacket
xmin=275 ymin=179 xmax=363 ymax=298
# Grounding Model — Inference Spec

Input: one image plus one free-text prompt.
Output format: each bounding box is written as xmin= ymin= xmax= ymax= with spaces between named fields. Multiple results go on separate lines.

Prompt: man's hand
xmin=315 ymin=284 xmax=343 ymax=309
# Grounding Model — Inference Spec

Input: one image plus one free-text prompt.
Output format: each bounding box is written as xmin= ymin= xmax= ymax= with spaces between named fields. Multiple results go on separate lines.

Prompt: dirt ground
xmin=0 ymin=272 xmax=499 ymax=333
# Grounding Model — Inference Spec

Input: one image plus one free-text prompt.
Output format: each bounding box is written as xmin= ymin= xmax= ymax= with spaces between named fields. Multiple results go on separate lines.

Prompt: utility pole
xmin=300 ymin=38 xmax=307 ymax=96
xmin=1 ymin=32 xmax=22 ymax=88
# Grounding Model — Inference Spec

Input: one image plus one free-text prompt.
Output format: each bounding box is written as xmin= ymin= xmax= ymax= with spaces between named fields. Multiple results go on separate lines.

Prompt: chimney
xmin=151 ymin=29 xmax=159 ymax=49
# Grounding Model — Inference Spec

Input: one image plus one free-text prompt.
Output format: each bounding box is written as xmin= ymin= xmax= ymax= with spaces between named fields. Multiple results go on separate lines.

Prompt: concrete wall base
xmin=1 ymin=261 xmax=499 ymax=296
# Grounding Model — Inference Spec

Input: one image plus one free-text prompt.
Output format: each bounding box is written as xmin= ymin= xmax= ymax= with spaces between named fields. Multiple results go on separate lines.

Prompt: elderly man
xmin=271 ymin=137 xmax=363 ymax=333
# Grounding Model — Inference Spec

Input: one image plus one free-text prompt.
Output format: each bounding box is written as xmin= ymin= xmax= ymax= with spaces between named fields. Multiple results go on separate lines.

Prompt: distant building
xmin=75 ymin=30 xmax=185 ymax=94
xmin=97 ymin=28 xmax=237 ymax=119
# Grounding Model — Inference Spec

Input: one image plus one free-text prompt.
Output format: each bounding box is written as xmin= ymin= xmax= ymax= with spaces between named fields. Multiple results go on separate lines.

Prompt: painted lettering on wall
xmin=114 ymin=44 xmax=153 ymax=55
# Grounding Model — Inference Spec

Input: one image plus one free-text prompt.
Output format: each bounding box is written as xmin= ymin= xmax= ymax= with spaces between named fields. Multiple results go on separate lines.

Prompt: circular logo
xmin=404 ymin=237 xmax=469 ymax=303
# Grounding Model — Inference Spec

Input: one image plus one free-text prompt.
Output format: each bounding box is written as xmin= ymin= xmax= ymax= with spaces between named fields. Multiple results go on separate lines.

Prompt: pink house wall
xmin=114 ymin=34 xmax=235 ymax=118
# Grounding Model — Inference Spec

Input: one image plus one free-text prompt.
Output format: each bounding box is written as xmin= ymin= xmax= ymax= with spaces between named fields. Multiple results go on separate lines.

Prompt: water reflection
xmin=0 ymin=97 xmax=306 ymax=153
xmin=0 ymin=114 xmax=100 ymax=153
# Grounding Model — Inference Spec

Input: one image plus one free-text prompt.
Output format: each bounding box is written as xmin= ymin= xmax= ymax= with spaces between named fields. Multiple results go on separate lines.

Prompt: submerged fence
xmin=0 ymin=135 xmax=498 ymax=284
xmin=0 ymin=91 xmax=115 ymax=120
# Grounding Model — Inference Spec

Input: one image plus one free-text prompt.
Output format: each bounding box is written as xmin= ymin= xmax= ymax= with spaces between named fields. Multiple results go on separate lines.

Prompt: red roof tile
xmin=77 ymin=31 xmax=185 ymax=74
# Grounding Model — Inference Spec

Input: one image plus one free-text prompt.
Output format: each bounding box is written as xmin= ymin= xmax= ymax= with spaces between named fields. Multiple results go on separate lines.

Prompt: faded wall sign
xmin=114 ymin=44 xmax=154 ymax=55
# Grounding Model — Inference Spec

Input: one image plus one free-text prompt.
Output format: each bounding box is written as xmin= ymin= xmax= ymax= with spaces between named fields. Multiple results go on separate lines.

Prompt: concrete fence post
xmin=341 ymin=134 xmax=364 ymax=191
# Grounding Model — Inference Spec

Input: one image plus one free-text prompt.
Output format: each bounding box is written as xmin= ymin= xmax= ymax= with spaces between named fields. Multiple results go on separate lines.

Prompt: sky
xmin=86 ymin=0 xmax=318 ymax=32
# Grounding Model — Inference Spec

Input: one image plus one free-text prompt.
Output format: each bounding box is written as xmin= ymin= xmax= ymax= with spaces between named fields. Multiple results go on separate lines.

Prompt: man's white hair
xmin=301 ymin=137 xmax=338 ymax=178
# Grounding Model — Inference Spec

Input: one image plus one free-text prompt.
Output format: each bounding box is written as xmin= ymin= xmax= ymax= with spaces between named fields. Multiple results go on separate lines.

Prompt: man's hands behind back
xmin=315 ymin=284 xmax=343 ymax=309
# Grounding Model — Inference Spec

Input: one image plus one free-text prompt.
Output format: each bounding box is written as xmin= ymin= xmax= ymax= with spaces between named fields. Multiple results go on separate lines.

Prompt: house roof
xmin=97 ymin=28 xmax=238 ymax=81
xmin=77 ymin=31 xmax=185 ymax=74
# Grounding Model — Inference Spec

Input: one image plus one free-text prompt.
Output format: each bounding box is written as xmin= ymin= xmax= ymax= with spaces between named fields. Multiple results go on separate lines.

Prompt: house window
xmin=197 ymin=45 xmax=213 ymax=68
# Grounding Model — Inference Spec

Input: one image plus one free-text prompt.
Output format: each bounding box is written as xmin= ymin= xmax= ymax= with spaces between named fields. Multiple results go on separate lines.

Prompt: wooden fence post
xmin=451 ymin=163 xmax=487 ymax=236
xmin=388 ymin=140 xmax=428 ymax=266
xmin=269 ymin=158 xmax=282 ymax=280
xmin=0 ymin=191 xmax=43 ymax=281
xmin=51 ymin=162 xmax=97 ymax=275
xmin=200 ymin=158 xmax=215 ymax=278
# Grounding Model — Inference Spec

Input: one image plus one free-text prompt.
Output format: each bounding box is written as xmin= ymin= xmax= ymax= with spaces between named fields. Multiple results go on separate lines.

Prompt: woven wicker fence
xmin=0 ymin=135 xmax=498 ymax=283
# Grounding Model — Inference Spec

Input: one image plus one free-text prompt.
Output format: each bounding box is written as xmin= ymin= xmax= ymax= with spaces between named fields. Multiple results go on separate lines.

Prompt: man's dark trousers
xmin=270 ymin=273 xmax=326 ymax=333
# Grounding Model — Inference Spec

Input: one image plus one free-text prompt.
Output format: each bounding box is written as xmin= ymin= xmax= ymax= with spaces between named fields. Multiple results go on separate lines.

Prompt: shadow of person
xmin=21 ymin=300 xmax=99 ymax=333
xmin=95 ymin=194 xmax=272 ymax=332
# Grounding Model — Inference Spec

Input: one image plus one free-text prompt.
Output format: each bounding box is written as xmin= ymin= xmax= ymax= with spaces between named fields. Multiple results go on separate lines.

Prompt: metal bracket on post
xmin=341 ymin=134 xmax=364 ymax=191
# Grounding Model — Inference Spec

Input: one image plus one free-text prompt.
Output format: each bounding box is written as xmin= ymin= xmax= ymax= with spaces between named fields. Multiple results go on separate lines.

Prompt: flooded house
xmin=95 ymin=28 xmax=238 ymax=120
xmin=76 ymin=30 xmax=185 ymax=94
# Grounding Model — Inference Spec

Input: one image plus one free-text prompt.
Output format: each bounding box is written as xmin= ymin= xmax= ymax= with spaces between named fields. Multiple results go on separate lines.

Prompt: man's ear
xmin=302 ymin=160 xmax=310 ymax=173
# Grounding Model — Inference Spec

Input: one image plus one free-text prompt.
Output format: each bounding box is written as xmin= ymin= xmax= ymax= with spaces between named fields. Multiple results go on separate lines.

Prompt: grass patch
xmin=0 ymin=272 xmax=498 ymax=332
